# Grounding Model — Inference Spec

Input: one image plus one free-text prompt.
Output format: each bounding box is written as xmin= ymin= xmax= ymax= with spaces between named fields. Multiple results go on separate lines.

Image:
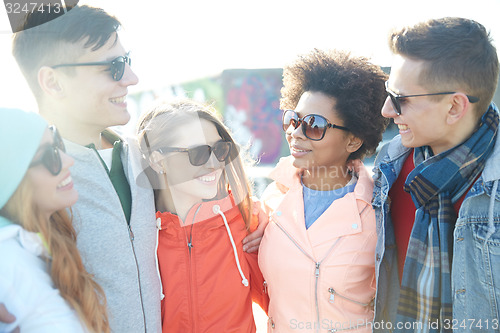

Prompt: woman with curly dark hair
xmin=258 ymin=49 xmax=388 ymax=332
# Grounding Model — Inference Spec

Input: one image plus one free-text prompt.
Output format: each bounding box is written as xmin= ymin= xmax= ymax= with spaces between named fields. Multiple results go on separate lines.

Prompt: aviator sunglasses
xmin=51 ymin=52 xmax=131 ymax=81
xmin=157 ymin=140 xmax=232 ymax=166
xmin=29 ymin=125 xmax=66 ymax=176
xmin=385 ymin=81 xmax=479 ymax=115
xmin=282 ymin=109 xmax=350 ymax=141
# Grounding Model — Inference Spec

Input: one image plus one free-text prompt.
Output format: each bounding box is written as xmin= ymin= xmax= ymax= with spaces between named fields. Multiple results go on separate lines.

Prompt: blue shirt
xmin=302 ymin=176 xmax=357 ymax=229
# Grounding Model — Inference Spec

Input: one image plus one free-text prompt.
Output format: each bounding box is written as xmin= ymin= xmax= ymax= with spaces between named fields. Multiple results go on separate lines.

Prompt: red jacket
xmin=156 ymin=195 xmax=268 ymax=333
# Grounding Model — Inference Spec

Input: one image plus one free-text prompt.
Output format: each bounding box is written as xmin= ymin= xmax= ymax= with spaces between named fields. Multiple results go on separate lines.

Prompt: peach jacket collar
xmin=267 ymin=155 xmax=374 ymax=206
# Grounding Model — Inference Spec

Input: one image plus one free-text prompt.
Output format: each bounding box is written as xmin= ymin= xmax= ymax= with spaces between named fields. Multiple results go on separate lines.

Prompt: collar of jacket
xmin=268 ymin=155 xmax=374 ymax=205
xmin=0 ymin=216 xmax=51 ymax=258
xmin=156 ymin=194 xmax=240 ymax=230
xmin=63 ymin=128 xmax=127 ymax=153
xmin=482 ymin=113 xmax=500 ymax=183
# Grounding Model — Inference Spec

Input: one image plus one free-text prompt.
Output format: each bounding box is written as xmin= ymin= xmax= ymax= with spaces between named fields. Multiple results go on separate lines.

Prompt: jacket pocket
xmin=455 ymin=219 xmax=500 ymax=323
xmin=327 ymin=288 xmax=374 ymax=309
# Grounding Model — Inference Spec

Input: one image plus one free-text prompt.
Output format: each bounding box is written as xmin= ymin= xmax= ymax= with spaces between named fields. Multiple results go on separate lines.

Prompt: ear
xmin=446 ymin=93 xmax=470 ymax=125
xmin=149 ymin=151 xmax=166 ymax=174
xmin=38 ymin=66 xmax=64 ymax=98
xmin=346 ymin=134 xmax=363 ymax=153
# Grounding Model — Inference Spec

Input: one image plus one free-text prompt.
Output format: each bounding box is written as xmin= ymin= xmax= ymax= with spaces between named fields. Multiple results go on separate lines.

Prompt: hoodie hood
xmin=0 ymin=216 xmax=49 ymax=258
xmin=156 ymin=194 xmax=250 ymax=287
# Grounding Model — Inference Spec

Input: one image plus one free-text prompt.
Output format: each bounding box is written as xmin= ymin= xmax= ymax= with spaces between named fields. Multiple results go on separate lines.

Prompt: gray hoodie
xmin=65 ymin=133 xmax=161 ymax=333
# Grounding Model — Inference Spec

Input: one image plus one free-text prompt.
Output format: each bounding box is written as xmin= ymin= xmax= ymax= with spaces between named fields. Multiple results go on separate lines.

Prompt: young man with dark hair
xmin=373 ymin=17 xmax=500 ymax=332
xmin=11 ymin=6 xmax=161 ymax=332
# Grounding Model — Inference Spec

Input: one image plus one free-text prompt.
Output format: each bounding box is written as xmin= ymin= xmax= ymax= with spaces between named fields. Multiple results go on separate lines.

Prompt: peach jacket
xmin=258 ymin=156 xmax=377 ymax=332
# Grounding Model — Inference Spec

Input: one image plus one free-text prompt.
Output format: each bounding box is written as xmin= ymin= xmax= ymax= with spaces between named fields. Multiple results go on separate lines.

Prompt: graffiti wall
xmin=221 ymin=69 xmax=285 ymax=164
xmin=131 ymin=68 xmax=288 ymax=167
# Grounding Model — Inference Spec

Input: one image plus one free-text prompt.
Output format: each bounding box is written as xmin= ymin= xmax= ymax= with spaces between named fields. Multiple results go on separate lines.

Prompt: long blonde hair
xmin=137 ymin=99 xmax=254 ymax=229
xmin=1 ymin=176 xmax=109 ymax=333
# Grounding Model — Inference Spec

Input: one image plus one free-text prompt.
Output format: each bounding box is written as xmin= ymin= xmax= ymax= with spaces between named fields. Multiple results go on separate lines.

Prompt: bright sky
xmin=1 ymin=0 xmax=499 ymax=112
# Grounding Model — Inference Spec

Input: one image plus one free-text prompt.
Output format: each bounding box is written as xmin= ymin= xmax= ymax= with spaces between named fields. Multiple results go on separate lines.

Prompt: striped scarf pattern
xmin=396 ymin=104 xmax=499 ymax=332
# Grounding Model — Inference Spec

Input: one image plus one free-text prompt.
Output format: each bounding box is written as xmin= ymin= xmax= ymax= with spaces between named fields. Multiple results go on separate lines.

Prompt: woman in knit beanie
xmin=0 ymin=109 xmax=109 ymax=332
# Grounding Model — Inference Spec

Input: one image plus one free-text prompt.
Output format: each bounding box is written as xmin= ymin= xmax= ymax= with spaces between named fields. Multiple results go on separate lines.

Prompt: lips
xmin=198 ymin=174 xmax=216 ymax=182
xmin=196 ymin=171 xmax=220 ymax=183
xmin=396 ymin=124 xmax=411 ymax=134
xmin=289 ymin=144 xmax=311 ymax=159
xmin=57 ymin=174 xmax=73 ymax=189
xmin=290 ymin=144 xmax=311 ymax=153
xmin=110 ymin=95 xmax=126 ymax=104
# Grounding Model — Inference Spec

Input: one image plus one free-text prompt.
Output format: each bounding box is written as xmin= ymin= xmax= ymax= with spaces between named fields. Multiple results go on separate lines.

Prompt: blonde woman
xmin=0 ymin=109 xmax=109 ymax=333
xmin=137 ymin=99 xmax=268 ymax=332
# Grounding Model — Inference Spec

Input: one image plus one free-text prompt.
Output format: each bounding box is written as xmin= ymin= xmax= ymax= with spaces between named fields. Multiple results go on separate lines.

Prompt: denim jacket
xmin=372 ymin=114 xmax=500 ymax=332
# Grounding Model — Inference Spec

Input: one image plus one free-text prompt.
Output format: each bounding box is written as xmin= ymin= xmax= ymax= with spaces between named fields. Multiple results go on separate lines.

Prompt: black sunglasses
xmin=385 ymin=81 xmax=479 ymax=115
xmin=282 ymin=109 xmax=350 ymax=141
xmin=51 ymin=52 xmax=131 ymax=81
xmin=157 ymin=141 xmax=232 ymax=166
xmin=29 ymin=125 xmax=66 ymax=176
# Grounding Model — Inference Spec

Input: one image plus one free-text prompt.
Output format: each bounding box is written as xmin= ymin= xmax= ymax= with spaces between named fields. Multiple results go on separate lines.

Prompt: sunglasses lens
xmin=303 ymin=115 xmax=327 ymax=140
xmin=111 ymin=57 xmax=126 ymax=81
xmin=283 ymin=110 xmax=298 ymax=132
xmin=387 ymin=92 xmax=401 ymax=115
xmin=30 ymin=127 xmax=64 ymax=175
xmin=186 ymin=142 xmax=232 ymax=166
xmin=51 ymin=126 xmax=66 ymax=153
xmin=42 ymin=147 xmax=62 ymax=175
xmin=394 ymin=97 xmax=401 ymax=115
xmin=188 ymin=145 xmax=212 ymax=166
xmin=213 ymin=142 xmax=232 ymax=162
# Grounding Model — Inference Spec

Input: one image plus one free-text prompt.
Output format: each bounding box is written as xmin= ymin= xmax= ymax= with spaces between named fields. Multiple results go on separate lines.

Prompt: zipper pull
xmin=128 ymin=225 xmax=134 ymax=241
xmin=315 ymin=262 xmax=320 ymax=277
xmin=263 ymin=281 xmax=268 ymax=294
xmin=328 ymin=288 xmax=335 ymax=303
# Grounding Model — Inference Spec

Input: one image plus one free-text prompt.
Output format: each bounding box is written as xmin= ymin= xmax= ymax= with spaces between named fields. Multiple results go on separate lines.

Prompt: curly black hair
xmin=280 ymin=49 xmax=389 ymax=161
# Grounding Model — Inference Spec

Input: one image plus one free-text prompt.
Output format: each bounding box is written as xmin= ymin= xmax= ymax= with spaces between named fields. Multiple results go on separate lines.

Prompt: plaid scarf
xmin=396 ymin=104 xmax=499 ymax=332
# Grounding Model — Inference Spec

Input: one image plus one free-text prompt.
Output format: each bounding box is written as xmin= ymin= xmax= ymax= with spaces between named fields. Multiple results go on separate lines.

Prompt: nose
xmin=381 ymin=97 xmax=398 ymax=119
xmin=204 ymin=150 xmax=222 ymax=169
xmin=60 ymin=150 xmax=75 ymax=170
xmin=120 ymin=63 xmax=139 ymax=86
xmin=288 ymin=121 xmax=306 ymax=140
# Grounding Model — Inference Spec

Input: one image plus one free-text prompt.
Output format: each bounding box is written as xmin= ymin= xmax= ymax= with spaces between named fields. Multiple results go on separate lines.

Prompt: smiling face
xmin=55 ymin=33 xmax=139 ymax=135
xmin=157 ymin=118 xmax=226 ymax=218
xmin=27 ymin=127 xmax=78 ymax=220
xmin=381 ymin=55 xmax=456 ymax=154
xmin=286 ymin=91 xmax=355 ymax=174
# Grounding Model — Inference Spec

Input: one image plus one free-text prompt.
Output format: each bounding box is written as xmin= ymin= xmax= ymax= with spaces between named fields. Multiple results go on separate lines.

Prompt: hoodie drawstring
xmin=213 ymin=205 xmax=249 ymax=287
xmin=156 ymin=217 xmax=165 ymax=300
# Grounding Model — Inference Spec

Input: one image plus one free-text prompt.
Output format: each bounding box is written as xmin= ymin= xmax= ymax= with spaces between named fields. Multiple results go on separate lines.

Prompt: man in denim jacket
xmin=372 ymin=17 xmax=500 ymax=332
